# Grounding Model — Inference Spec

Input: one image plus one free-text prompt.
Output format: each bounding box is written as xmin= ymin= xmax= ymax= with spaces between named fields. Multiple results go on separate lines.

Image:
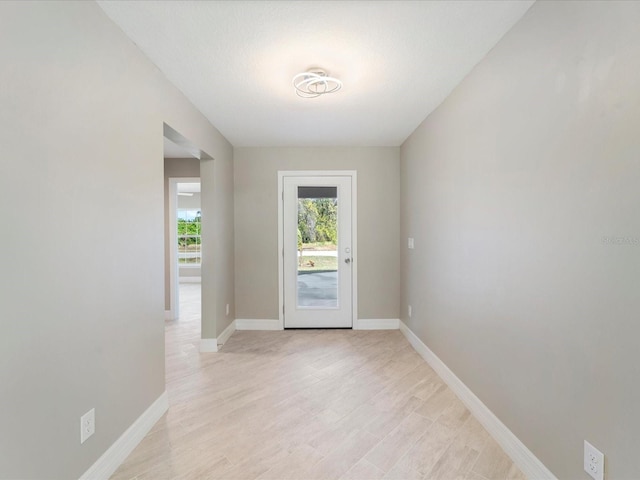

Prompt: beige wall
xmin=0 ymin=2 xmax=233 ymax=478
xmin=234 ymin=147 xmax=400 ymax=321
xmin=177 ymin=190 xmax=201 ymax=210
xmin=164 ymin=158 xmax=200 ymax=308
xmin=400 ymin=1 xmax=640 ymax=478
xmin=202 ymin=148 xmax=236 ymax=338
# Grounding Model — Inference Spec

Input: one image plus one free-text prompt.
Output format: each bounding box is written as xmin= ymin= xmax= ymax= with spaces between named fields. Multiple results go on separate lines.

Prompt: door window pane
xmin=297 ymin=186 xmax=338 ymax=308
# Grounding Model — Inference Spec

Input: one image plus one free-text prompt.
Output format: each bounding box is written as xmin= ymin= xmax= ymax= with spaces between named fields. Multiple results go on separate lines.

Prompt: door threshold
xmin=284 ymin=327 xmax=353 ymax=330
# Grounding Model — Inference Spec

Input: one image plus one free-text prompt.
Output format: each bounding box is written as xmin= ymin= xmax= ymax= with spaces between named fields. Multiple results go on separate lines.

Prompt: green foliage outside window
xmin=177 ymin=217 xmax=201 ymax=241
xmin=298 ymin=198 xmax=337 ymax=244
xmin=178 ymin=210 xmax=201 ymax=264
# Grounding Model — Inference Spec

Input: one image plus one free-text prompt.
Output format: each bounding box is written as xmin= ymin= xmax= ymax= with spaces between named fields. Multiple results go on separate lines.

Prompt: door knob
xmin=345 ymin=258 xmax=351 ymax=264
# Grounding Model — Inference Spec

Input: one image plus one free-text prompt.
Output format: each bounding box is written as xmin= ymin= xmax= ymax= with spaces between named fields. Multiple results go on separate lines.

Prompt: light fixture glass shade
xmin=293 ymin=69 xmax=342 ymax=98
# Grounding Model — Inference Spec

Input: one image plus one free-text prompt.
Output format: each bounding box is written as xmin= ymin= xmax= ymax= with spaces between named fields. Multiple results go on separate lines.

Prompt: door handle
xmin=345 ymin=258 xmax=351 ymax=264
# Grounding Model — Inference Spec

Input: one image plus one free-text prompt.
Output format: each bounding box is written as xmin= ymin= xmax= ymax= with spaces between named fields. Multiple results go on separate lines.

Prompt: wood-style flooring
xmin=111 ymin=284 xmax=526 ymax=480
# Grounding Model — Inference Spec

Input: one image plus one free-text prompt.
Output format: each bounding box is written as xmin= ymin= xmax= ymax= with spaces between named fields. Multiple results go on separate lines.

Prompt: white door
xmin=283 ymin=176 xmax=353 ymax=328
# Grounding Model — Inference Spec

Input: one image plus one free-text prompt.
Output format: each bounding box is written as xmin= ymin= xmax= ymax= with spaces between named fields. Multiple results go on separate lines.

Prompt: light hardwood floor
xmin=111 ymin=284 xmax=526 ymax=480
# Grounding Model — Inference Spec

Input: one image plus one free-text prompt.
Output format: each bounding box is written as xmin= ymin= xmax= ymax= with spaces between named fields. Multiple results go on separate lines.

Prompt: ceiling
xmin=98 ymin=1 xmax=534 ymax=147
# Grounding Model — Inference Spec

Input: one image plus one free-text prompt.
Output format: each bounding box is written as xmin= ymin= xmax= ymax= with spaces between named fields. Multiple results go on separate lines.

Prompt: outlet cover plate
xmin=80 ymin=408 xmax=95 ymax=444
xmin=584 ymin=440 xmax=604 ymax=480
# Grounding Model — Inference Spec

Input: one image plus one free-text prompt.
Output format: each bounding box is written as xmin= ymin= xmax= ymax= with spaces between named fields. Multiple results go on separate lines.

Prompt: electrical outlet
xmin=408 ymin=237 xmax=414 ymax=249
xmin=80 ymin=408 xmax=95 ymax=444
xmin=408 ymin=305 xmax=412 ymax=318
xmin=584 ymin=440 xmax=604 ymax=480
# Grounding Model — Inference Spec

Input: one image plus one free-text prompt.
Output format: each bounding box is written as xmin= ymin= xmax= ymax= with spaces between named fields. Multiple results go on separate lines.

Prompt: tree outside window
xmin=177 ymin=209 xmax=201 ymax=265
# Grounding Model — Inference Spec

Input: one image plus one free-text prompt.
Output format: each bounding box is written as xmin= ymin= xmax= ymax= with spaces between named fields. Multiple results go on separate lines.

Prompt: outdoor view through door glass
xmin=297 ymin=186 xmax=338 ymax=308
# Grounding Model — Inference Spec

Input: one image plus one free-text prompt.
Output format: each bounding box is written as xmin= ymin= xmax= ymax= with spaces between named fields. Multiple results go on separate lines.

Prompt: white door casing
xmin=168 ymin=176 xmax=201 ymax=320
xmin=279 ymin=172 xmax=357 ymax=328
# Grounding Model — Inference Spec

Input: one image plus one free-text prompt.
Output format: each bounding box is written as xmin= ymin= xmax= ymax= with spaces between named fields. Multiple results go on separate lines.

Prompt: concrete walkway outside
xmin=298 ymin=250 xmax=337 ymax=257
xmin=297 ymin=271 xmax=338 ymax=307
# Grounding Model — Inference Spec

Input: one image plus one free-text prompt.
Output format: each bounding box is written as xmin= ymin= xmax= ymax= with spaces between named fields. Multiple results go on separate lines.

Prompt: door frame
xmin=277 ymin=170 xmax=358 ymax=330
xmin=167 ymin=177 xmax=180 ymax=321
xmin=168 ymin=177 xmax=201 ymax=321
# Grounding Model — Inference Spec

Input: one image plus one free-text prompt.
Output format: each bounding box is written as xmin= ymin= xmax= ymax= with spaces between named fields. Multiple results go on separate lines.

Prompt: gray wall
xmin=202 ymin=147 xmax=236 ymax=338
xmin=400 ymin=1 xmax=640 ymax=478
xmin=234 ymin=147 xmax=400 ymax=321
xmin=164 ymin=158 xmax=200 ymax=308
xmin=0 ymin=2 xmax=233 ymax=478
xmin=177 ymin=191 xmax=201 ymax=210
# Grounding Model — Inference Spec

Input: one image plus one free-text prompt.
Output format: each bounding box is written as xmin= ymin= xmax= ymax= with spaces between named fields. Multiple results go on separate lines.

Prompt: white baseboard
xmin=235 ymin=319 xmax=281 ymax=331
xmin=179 ymin=277 xmax=201 ymax=284
xmin=217 ymin=320 xmax=236 ymax=346
xmin=200 ymin=338 xmax=218 ymax=353
xmin=355 ymin=318 xmax=400 ymax=330
xmin=399 ymin=321 xmax=556 ymax=480
xmin=79 ymin=391 xmax=168 ymax=480
xmin=164 ymin=310 xmax=174 ymax=321
xmin=234 ymin=319 xmax=400 ymax=331
xmin=199 ymin=321 xmax=236 ymax=353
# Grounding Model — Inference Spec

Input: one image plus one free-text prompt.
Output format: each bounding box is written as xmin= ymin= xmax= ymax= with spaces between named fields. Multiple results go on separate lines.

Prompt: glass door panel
xmin=297 ymin=186 xmax=338 ymax=308
xmin=282 ymin=175 xmax=353 ymax=328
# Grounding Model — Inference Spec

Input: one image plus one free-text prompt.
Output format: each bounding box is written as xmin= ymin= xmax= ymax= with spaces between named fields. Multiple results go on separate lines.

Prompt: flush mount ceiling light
xmin=292 ymin=68 xmax=342 ymax=98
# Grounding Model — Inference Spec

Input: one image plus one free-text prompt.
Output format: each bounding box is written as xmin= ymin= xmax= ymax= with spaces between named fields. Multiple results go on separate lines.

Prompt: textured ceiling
xmin=98 ymin=1 xmax=534 ymax=147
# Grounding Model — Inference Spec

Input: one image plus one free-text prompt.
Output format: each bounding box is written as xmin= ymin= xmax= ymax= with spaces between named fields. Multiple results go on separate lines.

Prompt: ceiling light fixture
xmin=292 ymin=68 xmax=342 ymax=98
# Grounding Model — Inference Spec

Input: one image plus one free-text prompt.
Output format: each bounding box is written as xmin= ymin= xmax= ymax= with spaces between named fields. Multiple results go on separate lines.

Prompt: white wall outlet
xmin=408 ymin=237 xmax=414 ymax=249
xmin=225 ymin=303 xmax=229 ymax=316
xmin=584 ymin=440 xmax=604 ymax=480
xmin=80 ymin=408 xmax=95 ymax=444
xmin=408 ymin=305 xmax=412 ymax=318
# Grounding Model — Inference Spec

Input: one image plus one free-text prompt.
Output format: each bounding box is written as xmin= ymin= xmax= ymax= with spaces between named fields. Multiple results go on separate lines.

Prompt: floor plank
xmin=110 ymin=284 xmax=526 ymax=480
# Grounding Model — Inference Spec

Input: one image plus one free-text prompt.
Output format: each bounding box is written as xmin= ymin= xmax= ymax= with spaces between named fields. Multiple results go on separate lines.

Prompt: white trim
xmin=168 ymin=176 xmax=200 ymax=321
xmin=398 ymin=321 xmax=557 ymax=480
xmin=235 ymin=319 xmax=281 ymax=331
xmin=277 ymin=170 xmax=358 ymax=330
xmin=168 ymin=178 xmax=179 ymax=322
xmin=178 ymin=276 xmax=201 ymax=284
xmin=217 ymin=320 xmax=236 ymax=345
xmin=79 ymin=391 xmax=168 ymax=480
xmin=351 ymin=173 xmax=358 ymax=331
xmin=199 ymin=338 xmax=218 ymax=353
xmin=355 ymin=318 xmax=400 ymax=330
xmin=278 ymin=173 xmax=284 ymax=330
xmin=164 ymin=310 xmax=173 ymax=321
